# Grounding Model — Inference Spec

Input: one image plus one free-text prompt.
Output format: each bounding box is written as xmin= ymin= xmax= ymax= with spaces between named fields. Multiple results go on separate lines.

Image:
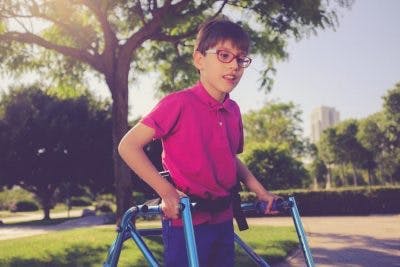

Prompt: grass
xmin=0 ymin=224 xmax=298 ymax=266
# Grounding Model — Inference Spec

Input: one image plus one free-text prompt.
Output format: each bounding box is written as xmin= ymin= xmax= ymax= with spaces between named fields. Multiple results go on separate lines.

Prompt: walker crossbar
xmin=104 ymin=196 xmax=314 ymax=267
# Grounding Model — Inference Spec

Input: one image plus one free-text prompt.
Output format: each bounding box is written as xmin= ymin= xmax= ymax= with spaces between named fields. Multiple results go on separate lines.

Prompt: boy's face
xmin=193 ymin=40 xmax=247 ymax=102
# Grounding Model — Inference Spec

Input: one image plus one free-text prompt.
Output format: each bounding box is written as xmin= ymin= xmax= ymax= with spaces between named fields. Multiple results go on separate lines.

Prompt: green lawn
xmin=0 ymin=224 xmax=298 ymax=266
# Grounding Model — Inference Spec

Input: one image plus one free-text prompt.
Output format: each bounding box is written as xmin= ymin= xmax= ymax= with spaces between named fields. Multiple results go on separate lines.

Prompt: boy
xmin=118 ymin=18 xmax=279 ymax=267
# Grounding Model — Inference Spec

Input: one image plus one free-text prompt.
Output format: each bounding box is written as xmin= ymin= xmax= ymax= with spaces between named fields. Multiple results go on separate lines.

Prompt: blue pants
xmin=162 ymin=220 xmax=235 ymax=267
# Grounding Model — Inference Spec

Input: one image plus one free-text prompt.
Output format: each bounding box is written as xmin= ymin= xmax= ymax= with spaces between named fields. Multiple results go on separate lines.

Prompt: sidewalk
xmin=247 ymin=215 xmax=400 ymax=267
xmin=0 ymin=209 xmax=112 ymax=240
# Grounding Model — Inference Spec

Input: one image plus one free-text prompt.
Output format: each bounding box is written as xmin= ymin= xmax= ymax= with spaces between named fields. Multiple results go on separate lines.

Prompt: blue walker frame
xmin=104 ymin=196 xmax=314 ymax=267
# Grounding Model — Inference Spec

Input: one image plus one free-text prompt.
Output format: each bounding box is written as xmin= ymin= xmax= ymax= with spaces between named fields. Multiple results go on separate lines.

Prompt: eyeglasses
xmin=205 ymin=49 xmax=252 ymax=68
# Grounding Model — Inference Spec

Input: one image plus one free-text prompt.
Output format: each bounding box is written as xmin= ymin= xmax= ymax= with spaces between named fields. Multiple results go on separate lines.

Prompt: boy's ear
xmin=193 ymin=50 xmax=204 ymax=71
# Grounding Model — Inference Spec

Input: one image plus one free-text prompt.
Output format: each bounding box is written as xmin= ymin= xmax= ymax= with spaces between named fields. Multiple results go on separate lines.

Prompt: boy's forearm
xmin=118 ymin=124 xmax=176 ymax=198
xmin=120 ymin=146 xmax=174 ymax=197
xmin=236 ymin=157 xmax=272 ymax=198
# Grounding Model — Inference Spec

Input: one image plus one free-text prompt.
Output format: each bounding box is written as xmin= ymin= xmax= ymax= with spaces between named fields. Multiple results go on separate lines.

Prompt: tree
xmin=318 ymin=128 xmax=339 ymax=189
xmin=357 ymin=114 xmax=384 ymax=184
xmin=335 ymin=120 xmax=369 ymax=186
xmin=0 ymin=85 xmax=113 ymax=219
xmin=0 ymin=0 xmax=352 ymax=220
xmin=307 ymin=143 xmax=327 ymax=189
xmin=381 ymin=82 xmax=400 ymax=183
xmin=241 ymin=142 xmax=308 ymax=190
xmin=243 ymin=101 xmax=305 ymax=156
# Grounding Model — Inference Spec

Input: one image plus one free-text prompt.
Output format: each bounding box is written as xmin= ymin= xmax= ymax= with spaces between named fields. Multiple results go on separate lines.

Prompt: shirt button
xmin=219 ymin=122 xmax=222 ymax=126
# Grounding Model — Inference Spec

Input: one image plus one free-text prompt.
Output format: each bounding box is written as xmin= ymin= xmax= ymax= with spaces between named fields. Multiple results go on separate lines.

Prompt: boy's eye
xmin=237 ymin=57 xmax=249 ymax=64
xmin=218 ymin=51 xmax=233 ymax=61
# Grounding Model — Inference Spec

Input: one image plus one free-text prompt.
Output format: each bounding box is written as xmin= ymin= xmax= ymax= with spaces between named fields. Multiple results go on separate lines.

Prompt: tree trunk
xmin=340 ymin=164 xmax=347 ymax=186
xmin=351 ymin=163 xmax=358 ymax=186
xmin=37 ymin=186 xmax=54 ymax=220
xmin=313 ymin=175 xmax=318 ymax=190
xmin=325 ymin=164 xmax=332 ymax=189
xmin=43 ymin=207 xmax=51 ymax=220
xmin=108 ymin=73 xmax=134 ymax=224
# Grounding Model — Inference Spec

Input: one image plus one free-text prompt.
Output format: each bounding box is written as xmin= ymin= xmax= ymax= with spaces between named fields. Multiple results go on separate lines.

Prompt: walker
xmin=104 ymin=195 xmax=314 ymax=266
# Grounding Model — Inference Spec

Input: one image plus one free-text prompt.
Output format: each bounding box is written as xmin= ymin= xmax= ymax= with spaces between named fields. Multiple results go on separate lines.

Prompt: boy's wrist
xmin=157 ymin=182 xmax=178 ymax=199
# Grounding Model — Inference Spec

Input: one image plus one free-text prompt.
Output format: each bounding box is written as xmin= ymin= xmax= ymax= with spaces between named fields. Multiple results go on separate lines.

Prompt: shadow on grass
xmin=0 ymin=244 xmax=105 ymax=267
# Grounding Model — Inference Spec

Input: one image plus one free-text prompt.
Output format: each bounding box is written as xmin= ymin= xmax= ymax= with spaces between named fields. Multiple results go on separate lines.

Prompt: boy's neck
xmin=200 ymin=79 xmax=226 ymax=103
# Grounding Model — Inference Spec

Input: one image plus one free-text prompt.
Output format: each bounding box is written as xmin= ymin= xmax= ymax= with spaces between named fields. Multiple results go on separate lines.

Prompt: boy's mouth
xmin=223 ymin=74 xmax=236 ymax=81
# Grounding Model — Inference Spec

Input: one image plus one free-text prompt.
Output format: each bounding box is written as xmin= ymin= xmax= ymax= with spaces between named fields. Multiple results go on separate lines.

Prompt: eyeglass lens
xmin=217 ymin=50 xmax=251 ymax=67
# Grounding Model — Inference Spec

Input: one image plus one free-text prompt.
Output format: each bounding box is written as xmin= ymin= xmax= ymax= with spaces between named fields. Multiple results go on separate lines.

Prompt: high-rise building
xmin=310 ymin=106 xmax=340 ymax=143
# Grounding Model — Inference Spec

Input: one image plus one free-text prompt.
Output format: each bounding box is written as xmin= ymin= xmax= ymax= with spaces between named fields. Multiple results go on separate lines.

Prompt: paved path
xmin=0 ymin=210 xmax=113 ymax=240
xmin=247 ymin=215 xmax=400 ymax=267
xmin=1 ymin=213 xmax=399 ymax=266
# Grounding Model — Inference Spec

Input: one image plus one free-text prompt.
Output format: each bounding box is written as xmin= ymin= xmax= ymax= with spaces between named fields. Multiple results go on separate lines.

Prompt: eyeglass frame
xmin=204 ymin=49 xmax=252 ymax=68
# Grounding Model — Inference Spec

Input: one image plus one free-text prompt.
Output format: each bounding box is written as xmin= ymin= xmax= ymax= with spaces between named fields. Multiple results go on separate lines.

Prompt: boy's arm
xmin=235 ymin=157 xmax=279 ymax=214
xmin=118 ymin=122 xmax=181 ymax=219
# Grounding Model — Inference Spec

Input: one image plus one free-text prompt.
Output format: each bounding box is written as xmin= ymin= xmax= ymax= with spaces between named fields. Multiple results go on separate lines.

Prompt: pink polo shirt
xmin=141 ymin=81 xmax=244 ymax=225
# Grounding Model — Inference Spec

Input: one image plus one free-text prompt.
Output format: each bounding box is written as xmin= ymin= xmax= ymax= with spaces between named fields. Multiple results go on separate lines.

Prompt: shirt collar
xmin=191 ymin=81 xmax=234 ymax=112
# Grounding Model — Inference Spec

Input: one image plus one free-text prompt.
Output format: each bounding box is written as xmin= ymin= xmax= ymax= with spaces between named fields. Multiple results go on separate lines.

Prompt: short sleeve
xmin=237 ymin=111 xmax=244 ymax=154
xmin=141 ymin=93 xmax=182 ymax=139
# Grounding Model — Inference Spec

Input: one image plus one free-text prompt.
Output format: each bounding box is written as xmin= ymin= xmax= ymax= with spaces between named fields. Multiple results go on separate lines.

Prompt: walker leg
xmin=104 ymin=206 xmax=160 ymax=267
xmin=180 ymin=196 xmax=200 ymax=267
xmin=234 ymin=233 xmax=271 ymax=267
xmin=288 ymin=196 xmax=315 ymax=267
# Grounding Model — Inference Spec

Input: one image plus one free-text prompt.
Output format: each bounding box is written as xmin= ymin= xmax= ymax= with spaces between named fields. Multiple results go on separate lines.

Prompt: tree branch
xmin=121 ymin=1 xmax=174 ymax=59
xmin=75 ymin=0 xmax=117 ymax=46
xmin=0 ymin=31 xmax=104 ymax=73
xmin=151 ymin=29 xmax=197 ymax=43
xmin=132 ymin=1 xmax=146 ymax=25
xmin=72 ymin=0 xmax=119 ymax=76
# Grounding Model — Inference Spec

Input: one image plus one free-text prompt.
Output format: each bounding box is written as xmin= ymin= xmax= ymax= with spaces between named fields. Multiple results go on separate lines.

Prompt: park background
xmin=0 ymin=1 xmax=399 ymax=266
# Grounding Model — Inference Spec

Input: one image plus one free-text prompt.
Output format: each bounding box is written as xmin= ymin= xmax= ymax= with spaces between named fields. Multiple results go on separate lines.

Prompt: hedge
xmin=10 ymin=200 xmax=39 ymax=212
xmin=241 ymin=186 xmax=400 ymax=216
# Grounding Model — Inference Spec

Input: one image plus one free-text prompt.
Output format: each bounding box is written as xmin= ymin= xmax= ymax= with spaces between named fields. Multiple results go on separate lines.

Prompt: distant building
xmin=310 ymin=106 xmax=340 ymax=143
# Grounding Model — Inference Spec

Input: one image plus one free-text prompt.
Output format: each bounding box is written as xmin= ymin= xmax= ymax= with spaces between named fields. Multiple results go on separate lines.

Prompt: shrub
xmin=132 ymin=191 xmax=147 ymax=204
xmin=95 ymin=201 xmax=113 ymax=213
xmin=96 ymin=194 xmax=116 ymax=204
xmin=10 ymin=200 xmax=39 ymax=212
xmin=70 ymin=196 xmax=92 ymax=207
xmin=240 ymin=186 xmax=400 ymax=216
xmin=0 ymin=186 xmax=36 ymax=211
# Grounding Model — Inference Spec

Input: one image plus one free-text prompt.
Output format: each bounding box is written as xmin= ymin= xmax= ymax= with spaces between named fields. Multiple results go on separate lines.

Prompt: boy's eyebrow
xmin=214 ymin=46 xmax=247 ymax=55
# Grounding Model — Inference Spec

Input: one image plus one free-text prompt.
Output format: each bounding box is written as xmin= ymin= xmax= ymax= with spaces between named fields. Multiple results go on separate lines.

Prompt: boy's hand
xmin=258 ymin=192 xmax=280 ymax=215
xmin=160 ymin=188 xmax=186 ymax=219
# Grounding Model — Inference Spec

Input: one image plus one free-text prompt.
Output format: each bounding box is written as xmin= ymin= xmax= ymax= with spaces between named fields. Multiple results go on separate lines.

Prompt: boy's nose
xmin=228 ymin=58 xmax=240 ymax=70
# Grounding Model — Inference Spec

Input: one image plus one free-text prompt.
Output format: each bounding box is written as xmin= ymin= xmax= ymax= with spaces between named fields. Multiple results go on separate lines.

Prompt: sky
xmin=2 ymin=0 xmax=400 ymax=138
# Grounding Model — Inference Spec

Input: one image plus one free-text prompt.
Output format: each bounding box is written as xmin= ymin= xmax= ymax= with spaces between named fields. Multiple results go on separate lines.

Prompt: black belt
xmin=190 ymin=195 xmax=232 ymax=213
xmin=160 ymin=170 xmax=248 ymax=231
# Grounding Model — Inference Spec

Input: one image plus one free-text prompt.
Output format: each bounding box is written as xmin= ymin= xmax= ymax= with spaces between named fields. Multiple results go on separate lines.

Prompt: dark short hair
xmin=195 ymin=18 xmax=250 ymax=54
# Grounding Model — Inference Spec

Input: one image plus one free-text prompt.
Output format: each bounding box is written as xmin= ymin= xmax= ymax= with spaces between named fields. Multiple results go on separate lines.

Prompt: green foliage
xmin=95 ymin=200 xmax=114 ymax=213
xmin=0 ymin=0 xmax=352 ymax=92
xmin=309 ymin=157 xmax=328 ymax=187
xmin=316 ymin=82 xmax=400 ymax=188
xmin=0 ymin=84 xmax=113 ymax=219
xmin=0 ymin=186 xmax=36 ymax=210
xmin=69 ymin=196 xmax=92 ymax=207
xmin=241 ymin=143 xmax=309 ymax=190
xmin=383 ymin=82 xmax=400 ymax=124
xmin=10 ymin=200 xmax=39 ymax=212
xmin=0 ymin=225 xmax=297 ymax=266
xmin=241 ymin=186 xmax=400 ymax=215
xmin=243 ymin=101 xmax=305 ymax=156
